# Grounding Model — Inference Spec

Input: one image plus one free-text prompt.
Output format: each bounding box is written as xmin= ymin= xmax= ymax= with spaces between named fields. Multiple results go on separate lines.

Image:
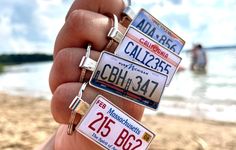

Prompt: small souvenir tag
xmin=131 ymin=9 xmax=185 ymax=54
xmin=89 ymin=51 xmax=167 ymax=110
xmin=76 ymin=95 xmax=155 ymax=150
xmin=115 ymin=27 xmax=182 ymax=86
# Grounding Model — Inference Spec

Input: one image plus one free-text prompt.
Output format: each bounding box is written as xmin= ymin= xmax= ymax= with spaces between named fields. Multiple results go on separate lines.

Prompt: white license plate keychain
xmin=115 ymin=27 xmax=182 ymax=86
xmin=67 ymin=83 xmax=156 ymax=150
xmin=80 ymin=51 xmax=167 ymax=110
xmin=130 ymin=9 xmax=185 ymax=54
xmin=114 ymin=7 xmax=186 ymax=54
xmin=76 ymin=95 xmax=155 ymax=150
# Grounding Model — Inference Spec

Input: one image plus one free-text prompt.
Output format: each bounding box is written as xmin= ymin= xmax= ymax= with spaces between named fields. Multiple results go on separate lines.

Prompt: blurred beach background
xmin=1 ymin=0 xmax=236 ymax=150
xmin=1 ymin=49 xmax=236 ymax=123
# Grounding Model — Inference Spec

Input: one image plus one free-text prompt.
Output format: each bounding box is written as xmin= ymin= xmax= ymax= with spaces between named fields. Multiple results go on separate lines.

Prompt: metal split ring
xmin=105 ymin=14 xmax=124 ymax=51
xmin=67 ymin=82 xmax=88 ymax=135
xmin=79 ymin=44 xmax=91 ymax=82
xmin=107 ymin=14 xmax=124 ymax=43
xmin=121 ymin=0 xmax=135 ymax=27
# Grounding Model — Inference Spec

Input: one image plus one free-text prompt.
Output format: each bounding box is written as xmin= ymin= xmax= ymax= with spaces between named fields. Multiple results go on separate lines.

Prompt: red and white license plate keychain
xmin=76 ymin=95 xmax=155 ymax=150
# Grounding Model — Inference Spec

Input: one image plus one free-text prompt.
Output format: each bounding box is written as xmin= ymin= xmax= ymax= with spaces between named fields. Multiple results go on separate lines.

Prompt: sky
xmin=0 ymin=0 xmax=236 ymax=54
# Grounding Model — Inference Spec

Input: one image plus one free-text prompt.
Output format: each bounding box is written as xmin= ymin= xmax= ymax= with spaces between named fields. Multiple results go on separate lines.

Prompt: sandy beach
xmin=1 ymin=92 xmax=236 ymax=150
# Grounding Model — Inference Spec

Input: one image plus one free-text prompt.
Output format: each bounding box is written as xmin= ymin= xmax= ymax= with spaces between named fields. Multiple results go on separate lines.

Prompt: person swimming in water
xmin=190 ymin=44 xmax=207 ymax=72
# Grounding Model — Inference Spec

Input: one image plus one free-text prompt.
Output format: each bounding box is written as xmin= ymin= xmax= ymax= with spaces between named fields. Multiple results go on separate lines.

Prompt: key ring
xmin=67 ymin=82 xmax=89 ymax=135
xmin=79 ymin=44 xmax=91 ymax=82
xmin=121 ymin=0 xmax=135 ymax=27
xmin=107 ymin=14 xmax=124 ymax=43
xmin=104 ymin=14 xmax=124 ymax=51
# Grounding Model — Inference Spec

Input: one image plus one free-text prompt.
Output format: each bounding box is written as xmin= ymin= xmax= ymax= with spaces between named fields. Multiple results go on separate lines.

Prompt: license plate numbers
xmin=76 ymin=95 xmax=155 ymax=150
xmin=115 ymin=27 xmax=181 ymax=86
xmin=89 ymin=52 xmax=167 ymax=110
xmin=131 ymin=9 xmax=185 ymax=54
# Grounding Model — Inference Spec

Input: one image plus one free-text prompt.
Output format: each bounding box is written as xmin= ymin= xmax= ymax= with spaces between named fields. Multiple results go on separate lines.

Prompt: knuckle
xmin=54 ymin=48 xmax=72 ymax=70
xmin=49 ymin=49 xmax=70 ymax=92
xmin=66 ymin=9 xmax=88 ymax=35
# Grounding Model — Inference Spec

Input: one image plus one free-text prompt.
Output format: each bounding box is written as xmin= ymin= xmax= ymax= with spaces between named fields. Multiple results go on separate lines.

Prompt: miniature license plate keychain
xmin=131 ymin=9 xmax=185 ymax=54
xmin=68 ymin=83 xmax=155 ymax=149
xmin=81 ymin=51 xmax=167 ymax=110
xmin=115 ymin=27 xmax=182 ymax=86
xmin=76 ymin=95 xmax=155 ymax=150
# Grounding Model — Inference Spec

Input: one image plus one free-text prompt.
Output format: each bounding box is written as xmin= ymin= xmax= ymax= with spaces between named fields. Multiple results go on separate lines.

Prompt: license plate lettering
xmin=131 ymin=9 xmax=185 ymax=54
xmin=114 ymin=128 xmax=143 ymax=150
xmin=90 ymin=52 xmax=167 ymax=109
xmin=88 ymin=112 xmax=115 ymax=137
xmin=99 ymin=64 xmax=128 ymax=87
xmin=130 ymin=76 xmax=159 ymax=98
xmin=123 ymin=40 xmax=172 ymax=75
xmin=100 ymin=65 xmax=158 ymax=98
xmin=77 ymin=95 xmax=155 ymax=150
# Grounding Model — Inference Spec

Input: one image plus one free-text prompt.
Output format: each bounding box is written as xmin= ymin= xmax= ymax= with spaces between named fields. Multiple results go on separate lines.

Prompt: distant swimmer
xmin=190 ymin=44 xmax=207 ymax=72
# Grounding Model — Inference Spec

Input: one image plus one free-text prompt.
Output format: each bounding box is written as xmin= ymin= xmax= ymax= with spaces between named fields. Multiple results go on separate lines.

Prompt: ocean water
xmin=0 ymin=49 xmax=236 ymax=122
xmin=0 ymin=62 xmax=52 ymax=99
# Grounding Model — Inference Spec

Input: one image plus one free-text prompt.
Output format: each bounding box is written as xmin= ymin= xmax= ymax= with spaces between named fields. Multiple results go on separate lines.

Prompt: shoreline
xmin=1 ymin=92 xmax=236 ymax=150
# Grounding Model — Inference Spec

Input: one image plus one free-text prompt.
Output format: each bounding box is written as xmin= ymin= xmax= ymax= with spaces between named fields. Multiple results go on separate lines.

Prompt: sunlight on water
xmin=0 ymin=62 xmax=52 ymax=99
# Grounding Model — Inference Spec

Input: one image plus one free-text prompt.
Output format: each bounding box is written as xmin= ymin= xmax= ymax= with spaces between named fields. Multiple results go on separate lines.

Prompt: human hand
xmin=49 ymin=0 xmax=144 ymax=149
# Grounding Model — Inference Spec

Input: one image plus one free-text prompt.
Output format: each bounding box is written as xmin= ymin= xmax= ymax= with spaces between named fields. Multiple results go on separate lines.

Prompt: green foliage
xmin=0 ymin=53 xmax=53 ymax=65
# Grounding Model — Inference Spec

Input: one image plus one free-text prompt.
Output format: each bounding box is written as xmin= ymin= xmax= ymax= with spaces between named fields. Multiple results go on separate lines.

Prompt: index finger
xmin=66 ymin=0 xmax=126 ymax=20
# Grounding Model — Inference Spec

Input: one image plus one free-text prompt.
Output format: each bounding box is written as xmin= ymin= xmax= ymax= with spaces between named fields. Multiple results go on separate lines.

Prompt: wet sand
xmin=1 ymin=93 xmax=236 ymax=150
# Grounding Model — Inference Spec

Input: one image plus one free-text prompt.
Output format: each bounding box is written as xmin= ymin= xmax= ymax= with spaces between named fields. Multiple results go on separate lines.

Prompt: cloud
xmin=0 ymin=0 xmax=71 ymax=54
xmin=0 ymin=0 xmax=236 ymax=54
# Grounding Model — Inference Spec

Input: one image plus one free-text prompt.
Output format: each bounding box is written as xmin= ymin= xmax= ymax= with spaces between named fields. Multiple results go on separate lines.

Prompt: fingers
xmin=51 ymin=82 xmax=93 ymax=124
xmin=54 ymin=10 xmax=112 ymax=56
xmin=51 ymin=82 xmax=144 ymax=124
xmin=66 ymin=0 xmax=125 ymax=20
xmin=49 ymin=47 xmax=100 ymax=93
